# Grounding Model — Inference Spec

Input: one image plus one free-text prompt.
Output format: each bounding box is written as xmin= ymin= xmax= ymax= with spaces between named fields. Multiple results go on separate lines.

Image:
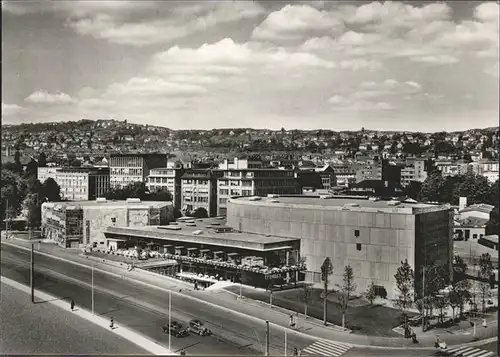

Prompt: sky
xmin=1 ymin=1 xmax=499 ymax=132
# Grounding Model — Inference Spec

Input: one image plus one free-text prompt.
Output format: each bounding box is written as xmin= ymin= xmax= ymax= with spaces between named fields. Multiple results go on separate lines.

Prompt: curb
xmin=2 ymin=240 xmax=496 ymax=351
xmin=0 ymin=276 xmax=177 ymax=355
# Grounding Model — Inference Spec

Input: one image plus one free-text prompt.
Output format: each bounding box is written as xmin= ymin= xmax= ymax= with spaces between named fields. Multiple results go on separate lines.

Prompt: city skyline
xmin=2 ymin=1 xmax=499 ymax=132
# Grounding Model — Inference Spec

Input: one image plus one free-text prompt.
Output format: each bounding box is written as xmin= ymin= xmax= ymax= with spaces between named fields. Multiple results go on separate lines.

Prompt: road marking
xmin=442 ymin=345 xmax=497 ymax=357
xmin=302 ymin=340 xmax=352 ymax=356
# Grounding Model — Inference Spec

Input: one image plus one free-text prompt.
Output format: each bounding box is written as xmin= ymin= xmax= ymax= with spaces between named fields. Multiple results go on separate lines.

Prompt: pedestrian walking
xmin=482 ymin=318 xmax=487 ymax=328
xmin=110 ymin=317 xmax=114 ymax=329
xmin=293 ymin=347 xmax=298 ymax=356
xmin=70 ymin=299 xmax=75 ymax=311
xmin=298 ymin=348 xmax=302 ymax=356
xmin=289 ymin=314 xmax=296 ymax=329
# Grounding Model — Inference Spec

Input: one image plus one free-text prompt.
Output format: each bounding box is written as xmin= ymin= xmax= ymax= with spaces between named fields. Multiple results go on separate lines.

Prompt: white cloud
xmin=411 ymin=55 xmax=460 ymax=65
xmin=2 ymin=102 xmax=24 ymax=116
xmin=151 ymin=38 xmax=335 ymax=74
xmin=66 ymin=1 xmax=265 ymax=46
xmin=474 ymin=2 xmax=500 ymax=23
xmin=24 ymin=90 xmax=76 ymax=105
xmin=328 ymin=94 xmax=394 ymax=111
xmin=339 ymin=59 xmax=382 ymax=71
xmin=104 ymin=77 xmax=208 ymax=98
xmin=252 ymin=4 xmax=344 ymax=42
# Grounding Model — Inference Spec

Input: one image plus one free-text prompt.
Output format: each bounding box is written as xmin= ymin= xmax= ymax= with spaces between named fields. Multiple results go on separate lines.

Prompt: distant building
xmin=400 ymin=157 xmax=427 ymax=187
xmin=218 ymin=157 xmax=263 ymax=170
xmin=459 ymin=203 xmax=495 ymax=221
xmin=181 ymin=169 xmax=222 ymax=217
xmin=109 ymin=153 xmax=168 ymax=188
xmin=41 ymin=198 xmax=173 ymax=248
xmin=332 ymin=164 xmax=356 ymax=187
xmin=217 ymin=168 xmax=301 ymax=216
xmin=37 ymin=167 xmax=110 ymax=201
xmin=147 ymin=161 xmax=185 ymax=209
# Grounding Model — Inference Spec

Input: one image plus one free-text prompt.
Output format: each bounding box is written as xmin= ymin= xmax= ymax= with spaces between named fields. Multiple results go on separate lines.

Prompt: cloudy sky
xmin=2 ymin=1 xmax=499 ymax=131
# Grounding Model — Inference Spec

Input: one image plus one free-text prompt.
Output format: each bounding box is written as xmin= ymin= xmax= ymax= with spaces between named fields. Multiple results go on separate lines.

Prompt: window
xmin=473 ymin=234 xmax=477 ymax=239
xmin=354 ymin=230 xmax=360 ymax=237
xmin=356 ymin=243 xmax=362 ymax=251
xmin=111 ymin=217 xmax=116 ymax=223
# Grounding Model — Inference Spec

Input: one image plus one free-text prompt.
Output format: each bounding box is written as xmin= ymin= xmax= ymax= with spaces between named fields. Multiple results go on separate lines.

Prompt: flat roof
xmin=230 ymin=195 xmax=450 ymax=214
xmin=42 ymin=200 xmax=172 ymax=209
xmin=103 ymin=217 xmax=298 ymax=251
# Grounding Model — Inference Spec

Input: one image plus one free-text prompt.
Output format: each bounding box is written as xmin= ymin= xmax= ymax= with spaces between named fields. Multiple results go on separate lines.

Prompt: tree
xmin=423 ymin=264 xmax=448 ymax=320
xmin=189 ymin=207 xmax=208 ymax=218
xmin=453 ymin=255 xmax=468 ymax=282
xmin=148 ymin=187 xmax=173 ymax=202
xmin=301 ymin=283 xmax=312 ymax=319
xmin=336 ymin=265 xmax=357 ymax=328
xmin=320 ymin=257 xmax=334 ymax=326
xmin=38 ymin=152 xmax=47 ymax=167
xmin=455 ymin=279 xmax=471 ymax=319
xmin=394 ymin=259 xmax=414 ymax=329
xmin=23 ymin=193 xmax=41 ymax=230
xmin=404 ymin=181 xmax=422 ymax=200
xmin=485 ymin=207 xmax=499 ymax=236
xmin=24 ymin=158 xmax=38 ymax=179
xmin=478 ymin=253 xmax=493 ymax=313
xmin=434 ymin=294 xmax=448 ymax=324
xmin=365 ymin=281 xmax=376 ymax=307
xmin=1 ymin=169 xmax=25 ymax=222
xmin=42 ymin=178 xmax=62 ymax=202
xmin=418 ymin=171 xmax=444 ymax=202
xmin=13 ymin=150 xmax=23 ymax=173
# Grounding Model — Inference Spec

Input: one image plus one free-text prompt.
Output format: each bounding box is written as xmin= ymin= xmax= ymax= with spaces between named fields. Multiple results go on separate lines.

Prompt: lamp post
xmin=92 ymin=262 xmax=95 ymax=315
xmin=168 ymin=290 xmax=172 ymax=351
xmin=30 ymin=243 xmax=35 ymax=303
xmin=284 ymin=329 xmax=287 ymax=356
xmin=265 ymin=320 xmax=270 ymax=356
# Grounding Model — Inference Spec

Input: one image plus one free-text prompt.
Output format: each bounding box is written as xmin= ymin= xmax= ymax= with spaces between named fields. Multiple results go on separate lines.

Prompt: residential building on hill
xmin=37 ymin=166 xmax=110 ymax=201
xmin=109 ymin=153 xmax=168 ymax=188
xmin=218 ymin=157 xmax=263 ymax=170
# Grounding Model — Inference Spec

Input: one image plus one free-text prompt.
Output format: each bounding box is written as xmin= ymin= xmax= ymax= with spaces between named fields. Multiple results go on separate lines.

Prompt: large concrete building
xmin=109 ymin=153 xmax=168 ymax=188
xmin=181 ymin=169 xmax=222 ymax=217
xmin=226 ymin=195 xmax=454 ymax=299
xmin=41 ymin=199 xmax=173 ymax=248
xmin=37 ymin=167 xmax=110 ymax=201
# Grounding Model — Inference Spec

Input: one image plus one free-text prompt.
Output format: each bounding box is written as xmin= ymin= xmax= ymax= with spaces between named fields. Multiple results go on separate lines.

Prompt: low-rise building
xmin=37 ymin=167 xmax=110 ymax=201
xmin=41 ymin=198 xmax=173 ymax=248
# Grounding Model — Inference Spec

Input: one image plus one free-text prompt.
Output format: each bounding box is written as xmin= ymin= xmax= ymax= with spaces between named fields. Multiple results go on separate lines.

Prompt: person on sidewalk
xmin=110 ymin=317 xmax=114 ymax=329
xmin=293 ymin=347 xmax=298 ymax=356
xmin=482 ymin=318 xmax=487 ymax=328
xmin=70 ymin=299 xmax=75 ymax=311
xmin=289 ymin=314 xmax=296 ymax=329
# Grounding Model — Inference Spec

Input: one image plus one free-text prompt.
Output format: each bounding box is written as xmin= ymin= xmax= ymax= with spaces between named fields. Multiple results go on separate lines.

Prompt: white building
xmin=146 ymin=161 xmax=185 ymax=209
xmin=37 ymin=167 xmax=110 ymax=201
xmin=109 ymin=153 xmax=168 ymax=188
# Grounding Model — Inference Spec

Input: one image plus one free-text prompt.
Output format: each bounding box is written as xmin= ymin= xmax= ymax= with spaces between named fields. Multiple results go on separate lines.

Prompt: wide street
xmin=1 ymin=242 xmax=497 ymax=356
xmin=0 ymin=282 xmax=148 ymax=355
xmin=1 ymin=242 xmax=315 ymax=355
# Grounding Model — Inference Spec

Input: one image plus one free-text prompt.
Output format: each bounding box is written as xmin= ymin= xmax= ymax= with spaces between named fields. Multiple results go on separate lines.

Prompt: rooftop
xmin=230 ymin=195 xmax=449 ymax=214
xmin=103 ymin=217 xmax=299 ymax=251
xmin=42 ymin=199 xmax=172 ymax=209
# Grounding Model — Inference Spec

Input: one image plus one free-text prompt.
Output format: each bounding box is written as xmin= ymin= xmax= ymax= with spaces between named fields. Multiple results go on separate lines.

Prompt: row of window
xmin=183 ymin=196 xmax=209 ymax=203
xmin=182 ymin=179 xmax=209 ymax=185
xmin=148 ymin=177 xmax=175 ymax=184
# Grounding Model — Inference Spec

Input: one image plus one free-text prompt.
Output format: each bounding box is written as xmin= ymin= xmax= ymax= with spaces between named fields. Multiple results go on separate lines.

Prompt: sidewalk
xmin=2 ymin=237 xmax=497 ymax=349
xmin=1 ymin=275 xmax=176 ymax=355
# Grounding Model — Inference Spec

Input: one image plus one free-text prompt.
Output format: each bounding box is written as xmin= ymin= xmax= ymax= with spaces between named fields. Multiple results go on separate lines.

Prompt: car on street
xmin=187 ymin=319 xmax=212 ymax=336
xmin=162 ymin=321 xmax=189 ymax=337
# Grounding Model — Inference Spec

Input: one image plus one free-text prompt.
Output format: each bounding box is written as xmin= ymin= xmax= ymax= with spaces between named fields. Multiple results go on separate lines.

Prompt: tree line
xmin=312 ymin=253 xmax=494 ymax=331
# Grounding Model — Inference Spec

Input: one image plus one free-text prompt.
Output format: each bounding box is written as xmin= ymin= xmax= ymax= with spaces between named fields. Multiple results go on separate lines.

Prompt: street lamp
xmin=92 ymin=262 xmax=95 ymax=315
xmin=168 ymin=290 xmax=172 ymax=351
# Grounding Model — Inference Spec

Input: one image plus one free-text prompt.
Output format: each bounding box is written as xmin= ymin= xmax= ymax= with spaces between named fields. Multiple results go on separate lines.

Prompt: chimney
xmin=459 ymin=197 xmax=467 ymax=211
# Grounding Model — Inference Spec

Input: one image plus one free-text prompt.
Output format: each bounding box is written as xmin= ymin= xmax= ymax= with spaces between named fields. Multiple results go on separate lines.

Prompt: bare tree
xmin=336 ymin=265 xmax=357 ymax=328
xmin=478 ymin=253 xmax=493 ymax=314
xmin=320 ymin=257 xmax=334 ymax=326
xmin=301 ymin=284 xmax=312 ymax=319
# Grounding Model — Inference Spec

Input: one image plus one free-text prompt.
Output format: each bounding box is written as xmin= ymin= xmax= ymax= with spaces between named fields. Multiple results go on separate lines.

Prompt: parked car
xmin=162 ymin=321 xmax=189 ymax=337
xmin=187 ymin=319 xmax=212 ymax=336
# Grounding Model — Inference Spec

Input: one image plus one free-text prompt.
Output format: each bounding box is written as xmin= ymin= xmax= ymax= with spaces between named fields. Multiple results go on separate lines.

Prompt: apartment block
xmin=37 ymin=167 xmax=110 ymax=201
xmin=400 ymin=157 xmax=428 ymax=187
xmin=109 ymin=153 xmax=168 ymax=188
xmin=217 ymin=168 xmax=301 ymax=216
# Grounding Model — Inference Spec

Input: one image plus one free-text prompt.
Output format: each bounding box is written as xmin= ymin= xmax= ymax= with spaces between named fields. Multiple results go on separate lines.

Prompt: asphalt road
xmin=0 ymin=283 xmax=148 ymax=355
xmin=1 ymin=243 xmax=316 ymax=355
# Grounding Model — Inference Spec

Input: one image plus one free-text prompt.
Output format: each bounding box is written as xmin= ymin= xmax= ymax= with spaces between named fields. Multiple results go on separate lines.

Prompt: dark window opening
xmin=356 ymin=243 xmax=362 ymax=251
xmin=354 ymin=230 xmax=360 ymax=237
xmin=111 ymin=217 xmax=116 ymax=223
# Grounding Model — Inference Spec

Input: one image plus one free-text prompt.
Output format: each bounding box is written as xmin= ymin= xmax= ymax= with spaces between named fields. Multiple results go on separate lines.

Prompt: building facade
xmin=37 ymin=167 xmax=110 ymax=201
xmin=147 ymin=161 xmax=185 ymax=209
xmin=226 ymin=195 xmax=453 ymax=299
xmin=41 ymin=199 xmax=173 ymax=248
xmin=109 ymin=153 xmax=168 ymax=188
xmin=181 ymin=169 xmax=222 ymax=217
xmin=217 ymin=169 xmax=301 ymax=216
